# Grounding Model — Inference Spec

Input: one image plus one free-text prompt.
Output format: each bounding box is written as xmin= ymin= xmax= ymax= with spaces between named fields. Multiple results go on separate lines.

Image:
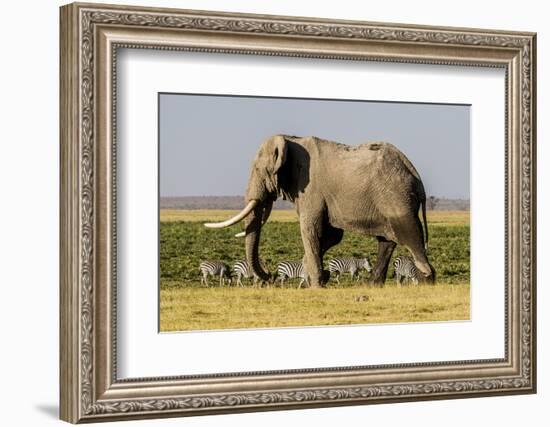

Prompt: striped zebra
xmin=232 ymin=260 xmax=259 ymax=287
xmin=277 ymin=261 xmax=308 ymax=288
xmin=328 ymin=257 xmax=372 ymax=284
xmin=199 ymin=261 xmax=232 ymax=287
xmin=393 ymin=255 xmax=421 ymax=286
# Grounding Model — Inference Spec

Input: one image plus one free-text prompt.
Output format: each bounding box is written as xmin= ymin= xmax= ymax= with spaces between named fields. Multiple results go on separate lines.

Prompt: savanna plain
xmin=160 ymin=210 xmax=470 ymax=332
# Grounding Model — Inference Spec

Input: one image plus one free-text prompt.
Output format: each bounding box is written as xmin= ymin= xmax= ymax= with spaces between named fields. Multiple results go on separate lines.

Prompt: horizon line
xmin=160 ymin=195 xmax=471 ymax=200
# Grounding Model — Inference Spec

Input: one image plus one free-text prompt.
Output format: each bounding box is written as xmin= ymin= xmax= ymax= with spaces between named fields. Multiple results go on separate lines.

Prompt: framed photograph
xmin=60 ymin=2 xmax=536 ymax=423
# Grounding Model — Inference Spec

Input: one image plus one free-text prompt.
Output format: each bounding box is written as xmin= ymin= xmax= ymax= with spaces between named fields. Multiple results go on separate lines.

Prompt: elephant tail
xmin=421 ymin=196 xmax=429 ymax=251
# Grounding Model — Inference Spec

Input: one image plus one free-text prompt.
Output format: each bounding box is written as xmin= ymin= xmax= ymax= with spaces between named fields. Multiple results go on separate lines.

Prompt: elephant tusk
xmin=234 ymin=206 xmax=270 ymax=237
xmin=204 ymin=200 xmax=258 ymax=228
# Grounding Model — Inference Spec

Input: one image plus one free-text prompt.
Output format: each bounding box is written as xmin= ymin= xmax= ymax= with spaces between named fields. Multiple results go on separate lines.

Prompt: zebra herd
xmin=199 ymin=254 xmax=422 ymax=287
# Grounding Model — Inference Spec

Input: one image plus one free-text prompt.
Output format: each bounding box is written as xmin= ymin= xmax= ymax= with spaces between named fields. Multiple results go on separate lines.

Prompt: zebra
xmin=277 ymin=261 xmax=308 ymax=288
xmin=393 ymin=255 xmax=421 ymax=286
xmin=232 ymin=260 xmax=260 ymax=287
xmin=199 ymin=261 xmax=232 ymax=287
xmin=328 ymin=257 xmax=372 ymax=284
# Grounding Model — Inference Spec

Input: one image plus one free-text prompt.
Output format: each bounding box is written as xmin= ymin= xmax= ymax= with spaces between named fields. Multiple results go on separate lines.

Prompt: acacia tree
xmin=427 ymin=196 xmax=439 ymax=210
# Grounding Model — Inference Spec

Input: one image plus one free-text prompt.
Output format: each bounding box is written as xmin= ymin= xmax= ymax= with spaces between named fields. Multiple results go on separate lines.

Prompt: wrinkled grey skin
xmin=227 ymin=134 xmax=434 ymax=288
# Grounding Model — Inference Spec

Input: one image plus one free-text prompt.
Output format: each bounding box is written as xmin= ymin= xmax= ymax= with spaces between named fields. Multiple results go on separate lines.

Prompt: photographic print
xmin=159 ymin=94 xmax=470 ymax=332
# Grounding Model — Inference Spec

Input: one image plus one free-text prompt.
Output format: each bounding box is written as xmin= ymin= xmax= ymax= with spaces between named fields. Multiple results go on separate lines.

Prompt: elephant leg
xmin=392 ymin=216 xmax=435 ymax=283
xmin=371 ymin=237 xmax=397 ymax=286
xmin=299 ymin=215 xmax=324 ymax=288
xmin=320 ymin=224 xmax=343 ymax=285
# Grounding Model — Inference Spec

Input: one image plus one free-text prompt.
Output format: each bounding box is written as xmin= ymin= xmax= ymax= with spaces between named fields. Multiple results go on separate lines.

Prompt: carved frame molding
xmin=60 ymin=2 xmax=536 ymax=423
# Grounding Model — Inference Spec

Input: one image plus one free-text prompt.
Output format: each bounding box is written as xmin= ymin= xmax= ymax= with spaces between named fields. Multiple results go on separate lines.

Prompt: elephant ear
xmin=267 ymin=135 xmax=289 ymax=199
xmin=271 ymin=135 xmax=288 ymax=174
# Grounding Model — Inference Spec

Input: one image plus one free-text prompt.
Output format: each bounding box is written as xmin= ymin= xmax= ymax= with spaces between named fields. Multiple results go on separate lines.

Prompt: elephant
xmin=205 ymin=134 xmax=435 ymax=288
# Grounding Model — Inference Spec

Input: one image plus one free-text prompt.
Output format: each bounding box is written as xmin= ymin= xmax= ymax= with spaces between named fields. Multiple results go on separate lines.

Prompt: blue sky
xmin=159 ymin=93 xmax=470 ymax=199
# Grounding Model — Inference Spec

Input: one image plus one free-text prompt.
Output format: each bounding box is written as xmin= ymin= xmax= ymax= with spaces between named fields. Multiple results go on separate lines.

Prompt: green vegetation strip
xmin=160 ymin=221 xmax=469 ymax=285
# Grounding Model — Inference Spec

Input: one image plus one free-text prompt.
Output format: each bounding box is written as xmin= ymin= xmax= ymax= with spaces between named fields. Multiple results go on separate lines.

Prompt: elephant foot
xmin=418 ymin=265 xmax=436 ymax=285
xmin=420 ymin=273 xmax=436 ymax=285
xmin=369 ymin=276 xmax=386 ymax=288
xmin=308 ymin=277 xmax=326 ymax=288
xmin=306 ymin=270 xmax=330 ymax=289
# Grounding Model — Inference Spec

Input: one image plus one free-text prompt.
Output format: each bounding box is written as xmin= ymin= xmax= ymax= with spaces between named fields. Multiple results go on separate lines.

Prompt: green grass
xmin=159 ymin=209 xmax=470 ymax=331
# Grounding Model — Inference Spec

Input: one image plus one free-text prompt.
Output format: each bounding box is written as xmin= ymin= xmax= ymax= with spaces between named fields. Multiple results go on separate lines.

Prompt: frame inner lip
xmin=59 ymin=3 xmax=535 ymax=421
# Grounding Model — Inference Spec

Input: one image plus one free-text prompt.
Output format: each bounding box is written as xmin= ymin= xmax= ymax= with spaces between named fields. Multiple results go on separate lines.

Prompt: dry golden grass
xmin=160 ymin=283 xmax=470 ymax=332
xmin=160 ymin=209 xmax=469 ymax=225
xmin=425 ymin=210 xmax=470 ymax=226
xmin=160 ymin=209 xmax=298 ymax=222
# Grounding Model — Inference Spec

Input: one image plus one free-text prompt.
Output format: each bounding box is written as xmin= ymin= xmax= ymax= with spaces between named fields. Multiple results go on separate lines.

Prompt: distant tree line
xmin=161 ymin=196 xmax=469 ymax=211
xmin=427 ymin=196 xmax=439 ymax=210
xmin=426 ymin=196 xmax=469 ymax=211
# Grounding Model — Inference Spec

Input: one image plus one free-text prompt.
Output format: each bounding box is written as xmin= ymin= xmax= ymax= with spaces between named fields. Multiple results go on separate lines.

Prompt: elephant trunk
xmin=262 ymin=198 xmax=274 ymax=224
xmin=245 ymin=202 xmax=271 ymax=281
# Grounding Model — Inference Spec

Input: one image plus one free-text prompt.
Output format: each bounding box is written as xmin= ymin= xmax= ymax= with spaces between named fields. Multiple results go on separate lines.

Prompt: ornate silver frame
xmin=60 ymin=2 xmax=536 ymax=423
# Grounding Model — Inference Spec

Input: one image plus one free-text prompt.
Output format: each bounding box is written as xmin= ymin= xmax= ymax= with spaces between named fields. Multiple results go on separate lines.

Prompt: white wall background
xmin=0 ymin=1 xmax=545 ymax=426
